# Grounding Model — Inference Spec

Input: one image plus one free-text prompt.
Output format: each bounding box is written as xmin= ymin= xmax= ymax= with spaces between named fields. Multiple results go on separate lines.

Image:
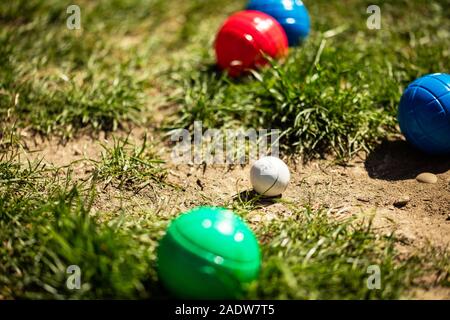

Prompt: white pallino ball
xmin=250 ymin=156 xmax=290 ymax=197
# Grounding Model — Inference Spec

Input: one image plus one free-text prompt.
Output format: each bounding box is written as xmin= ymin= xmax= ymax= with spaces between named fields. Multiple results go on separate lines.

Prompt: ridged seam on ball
xmin=399 ymin=74 xmax=450 ymax=154
xmin=253 ymin=158 xmax=284 ymax=196
xmin=261 ymin=167 xmax=281 ymax=195
xmin=170 ymin=221 xmax=259 ymax=264
xmin=401 ymin=86 xmax=427 ymax=146
xmin=409 ymin=85 xmax=450 ymax=130
xmin=427 ymin=74 xmax=450 ymax=124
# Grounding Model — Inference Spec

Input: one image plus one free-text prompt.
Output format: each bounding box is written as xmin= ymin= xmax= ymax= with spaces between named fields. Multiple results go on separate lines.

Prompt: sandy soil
xmin=19 ymin=127 xmax=450 ymax=298
xmin=22 ymin=128 xmax=450 ymax=244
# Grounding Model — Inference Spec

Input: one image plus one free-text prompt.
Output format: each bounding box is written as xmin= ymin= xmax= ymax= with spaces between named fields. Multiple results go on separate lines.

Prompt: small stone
xmin=446 ymin=215 xmax=450 ymax=221
xmin=357 ymin=196 xmax=370 ymax=203
xmin=394 ymin=196 xmax=410 ymax=208
xmin=250 ymin=215 xmax=262 ymax=223
xmin=396 ymin=230 xmax=416 ymax=244
xmin=416 ymin=172 xmax=438 ymax=184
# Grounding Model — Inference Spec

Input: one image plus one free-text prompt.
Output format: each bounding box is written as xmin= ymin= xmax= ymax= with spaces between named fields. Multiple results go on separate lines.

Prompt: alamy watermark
xmin=170 ymin=122 xmax=280 ymax=165
xmin=367 ymin=265 xmax=381 ymax=290
xmin=66 ymin=265 xmax=81 ymax=290
xmin=66 ymin=5 xmax=81 ymax=30
xmin=366 ymin=5 xmax=381 ymax=30
xmin=65 ymin=5 xmax=381 ymax=34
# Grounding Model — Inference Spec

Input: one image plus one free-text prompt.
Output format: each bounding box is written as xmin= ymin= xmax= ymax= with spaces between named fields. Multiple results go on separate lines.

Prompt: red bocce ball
xmin=215 ymin=10 xmax=288 ymax=77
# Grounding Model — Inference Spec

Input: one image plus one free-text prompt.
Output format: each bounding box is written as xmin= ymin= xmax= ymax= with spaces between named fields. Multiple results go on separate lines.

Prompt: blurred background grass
xmin=1 ymin=0 xmax=448 ymax=155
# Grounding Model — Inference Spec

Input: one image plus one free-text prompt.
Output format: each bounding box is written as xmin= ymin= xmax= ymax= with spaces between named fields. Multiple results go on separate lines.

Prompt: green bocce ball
xmin=157 ymin=206 xmax=261 ymax=299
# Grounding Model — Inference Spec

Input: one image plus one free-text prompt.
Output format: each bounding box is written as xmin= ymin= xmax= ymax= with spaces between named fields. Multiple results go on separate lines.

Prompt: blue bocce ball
xmin=398 ymin=73 xmax=450 ymax=155
xmin=247 ymin=0 xmax=311 ymax=46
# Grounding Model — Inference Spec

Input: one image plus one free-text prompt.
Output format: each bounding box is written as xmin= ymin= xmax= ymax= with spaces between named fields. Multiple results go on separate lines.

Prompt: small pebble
xmin=394 ymin=196 xmax=410 ymax=208
xmin=357 ymin=196 xmax=370 ymax=203
xmin=416 ymin=172 xmax=438 ymax=184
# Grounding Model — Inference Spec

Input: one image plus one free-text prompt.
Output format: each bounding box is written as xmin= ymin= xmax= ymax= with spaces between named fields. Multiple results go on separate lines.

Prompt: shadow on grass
xmin=233 ymin=189 xmax=282 ymax=208
xmin=365 ymin=140 xmax=450 ymax=181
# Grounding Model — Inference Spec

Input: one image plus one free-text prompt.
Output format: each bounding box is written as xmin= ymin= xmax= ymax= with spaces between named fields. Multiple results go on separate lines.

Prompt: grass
xmin=0 ymin=0 xmax=165 ymax=137
xmin=249 ymin=208 xmax=409 ymax=299
xmin=1 ymin=0 xmax=448 ymax=151
xmin=0 ymin=0 xmax=449 ymax=300
xmin=93 ymin=134 xmax=167 ymax=190
xmin=166 ymin=0 xmax=450 ymax=160
xmin=0 ymin=152 xmax=447 ymax=299
xmin=0 ymin=30 xmax=146 ymax=136
xmin=0 ymin=144 xmax=169 ymax=299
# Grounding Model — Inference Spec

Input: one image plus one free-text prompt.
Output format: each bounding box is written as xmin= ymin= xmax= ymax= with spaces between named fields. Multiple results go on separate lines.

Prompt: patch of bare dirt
xmin=20 ymin=128 xmax=450 ymax=245
xmin=18 ymin=129 xmax=450 ymax=299
xmin=163 ymin=151 xmax=450 ymax=248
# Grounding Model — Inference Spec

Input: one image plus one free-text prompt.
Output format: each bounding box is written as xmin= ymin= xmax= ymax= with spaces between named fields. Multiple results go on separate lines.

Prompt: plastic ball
xmin=398 ymin=73 xmax=450 ymax=155
xmin=157 ymin=206 xmax=261 ymax=299
xmin=247 ymin=0 xmax=311 ymax=46
xmin=250 ymin=156 xmax=291 ymax=197
xmin=215 ymin=10 xmax=288 ymax=77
